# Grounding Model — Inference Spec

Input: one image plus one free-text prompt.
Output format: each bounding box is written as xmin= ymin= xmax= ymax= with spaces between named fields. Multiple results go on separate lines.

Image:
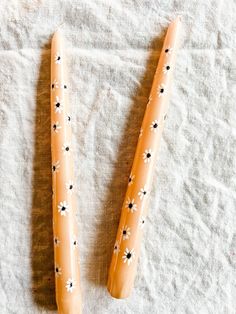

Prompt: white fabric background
xmin=0 ymin=0 xmax=236 ymax=313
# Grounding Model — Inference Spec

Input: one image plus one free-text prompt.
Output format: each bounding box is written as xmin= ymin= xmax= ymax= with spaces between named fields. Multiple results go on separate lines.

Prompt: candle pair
xmin=51 ymin=17 xmax=181 ymax=313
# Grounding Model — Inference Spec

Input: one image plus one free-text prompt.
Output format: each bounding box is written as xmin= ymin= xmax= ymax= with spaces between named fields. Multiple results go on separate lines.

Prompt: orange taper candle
xmin=51 ymin=30 xmax=82 ymax=313
xmin=107 ymin=17 xmax=181 ymax=299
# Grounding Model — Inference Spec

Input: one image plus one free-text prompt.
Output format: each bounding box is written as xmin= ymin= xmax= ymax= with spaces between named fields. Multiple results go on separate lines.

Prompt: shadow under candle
xmin=31 ymin=41 xmax=57 ymax=311
xmin=86 ymin=35 xmax=165 ymax=287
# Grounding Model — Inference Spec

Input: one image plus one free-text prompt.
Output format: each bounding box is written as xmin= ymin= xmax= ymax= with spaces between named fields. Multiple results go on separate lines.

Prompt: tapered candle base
xmin=57 ymin=297 xmax=82 ymax=314
xmin=107 ymin=273 xmax=134 ymax=299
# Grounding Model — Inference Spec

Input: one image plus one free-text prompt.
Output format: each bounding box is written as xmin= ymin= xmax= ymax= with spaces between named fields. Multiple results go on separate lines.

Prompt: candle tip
xmin=169 ymin=16 xmax=182 ymax=29
xmin=52 ymin=22 xmax=65 ymax=39
xmin=52 ymin=29 xmax=62 ymax=41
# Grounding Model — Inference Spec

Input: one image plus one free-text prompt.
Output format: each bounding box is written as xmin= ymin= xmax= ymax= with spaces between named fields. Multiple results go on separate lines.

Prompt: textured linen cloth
xmin=0 ymin=1 xmax=236 ymax=313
